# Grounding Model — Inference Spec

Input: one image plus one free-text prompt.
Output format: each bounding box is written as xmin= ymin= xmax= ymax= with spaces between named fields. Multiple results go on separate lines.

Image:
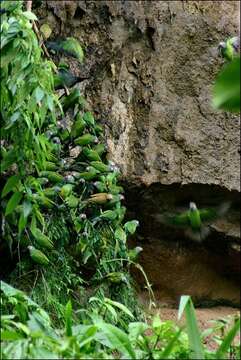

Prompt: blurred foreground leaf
xmin=213 ymin=57 xmax=240 ymax=113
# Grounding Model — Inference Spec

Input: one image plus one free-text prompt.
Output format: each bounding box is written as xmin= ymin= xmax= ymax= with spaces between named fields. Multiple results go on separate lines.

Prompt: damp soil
xmin=140 ymin=296 xmax=240 ymax=351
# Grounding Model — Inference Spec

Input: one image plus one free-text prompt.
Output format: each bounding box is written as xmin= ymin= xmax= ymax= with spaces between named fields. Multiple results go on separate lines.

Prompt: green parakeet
xmin=54 ymin=68 xmax=88 ymax=90
xmin=39 ymin=171 xmax=64 ymax=183
xmin=93 ymin=143 xmax=106 ymax=156
xmin=71 ymin=114 xmax=86 ymax=138
xmin=60 ymin=184 xmax=73 ymax=199
xmin=28 ymin=246 xmax=50 ymax=266
xmin=65 ymin=194 xmax=79 ymax=208
xmin=99 ymin=209 xmax=118 ymax=221
xmin=74 ymin=133 xmax=98 ymax=146
xmin=83 ymin=111 xmax=95 ymax=127
xmin=77 ymin=169 xmax=98 ymax=181
xmin=128 ymin=246 xmax=143 ymax=261
xmin=104 ymin=272 xmax=128 ymax=284
xmin=154 ymin=201 xmax=231 ymax=242
xmin=83 ymin=147 xmax=102 ymax=162
xmin=218 ymin=37 xmax=239 ymax=61
xmin=105 ymin=194 xmax=124 ymax=208
xmin=31 ymin=228 xmax=54 ymax=250
xmin=62 ymin=88 xmax=82 ymax=112
xmin=45 ymin=38 xmax=84 ymax=62
xmin=90 ymin=161 xmax=110 ymax=173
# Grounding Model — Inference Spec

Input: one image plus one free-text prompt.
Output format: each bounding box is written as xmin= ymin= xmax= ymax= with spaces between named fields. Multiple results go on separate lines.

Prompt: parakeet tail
xmin=185 ymin=226 xmax=210 ymax=243
xmin=217 ymin=201 xmax=231 ymax=216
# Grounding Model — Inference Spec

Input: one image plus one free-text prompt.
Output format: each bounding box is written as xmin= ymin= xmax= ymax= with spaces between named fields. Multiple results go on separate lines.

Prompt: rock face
xmin=37 ymin=1 xmax=240 ymax=305
xmin=40 ymin=0 xmax=240 ymax=190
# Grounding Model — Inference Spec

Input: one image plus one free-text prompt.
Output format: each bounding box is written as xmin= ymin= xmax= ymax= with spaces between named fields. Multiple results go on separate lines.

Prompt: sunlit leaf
xmin=22 ymin=11 xmax=37 ymax=21
xmin=114 ymin=227 xmax=127 ymax=242
xmin=35 ymin=87 xmax=44 ymax=103
xmin=215 ymin=317 xmax=240 ymax=359
xmin=104 ymin=298 xmax=134 ymax=319
xmin=65 ymin=300 xmax=72 ymax=337
xmin=1 ymin=175 xmax=20 ymax=198
xmin=124 ymin=220 xmax=139 ymax=234
xmin=95 ymin=321 xmax=136 ymax=359
xmin=213 ymin=57 xmax=240 ymax=113
xmin=5 ymin=192 xmax=23 ymax=216
xmin=178 ymin=296 xmax=204 ymax=360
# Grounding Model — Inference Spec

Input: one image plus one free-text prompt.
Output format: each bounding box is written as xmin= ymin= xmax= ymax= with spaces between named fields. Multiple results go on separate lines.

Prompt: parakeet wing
xmin=153 ymin=212 xmax=190 ymax=227
xmin=167 ymin=212 xmax=190 ymax=227
xmin=199 ymin=202 xmax=230 ymax=223
xmin=199 ymin=208 xmax=217 ymax=222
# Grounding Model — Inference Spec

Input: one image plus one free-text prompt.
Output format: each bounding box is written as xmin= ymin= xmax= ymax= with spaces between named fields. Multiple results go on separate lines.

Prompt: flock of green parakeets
xmin=19 ymin=36 xmax=140 ymax=272
xmin=26 ymin=34 xmax=239 ymax=266
xmin=27 ymin=96 xmax=130 ymax=266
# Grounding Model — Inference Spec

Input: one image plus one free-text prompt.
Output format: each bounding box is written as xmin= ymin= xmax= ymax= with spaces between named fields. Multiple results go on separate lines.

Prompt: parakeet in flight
xmin=153 ymin=201 xmax=231 ymax=243
xmin=54 ymin=68 xmax=88 ymax=90
xmin=218 ymin=36 xmax=239 ymax=61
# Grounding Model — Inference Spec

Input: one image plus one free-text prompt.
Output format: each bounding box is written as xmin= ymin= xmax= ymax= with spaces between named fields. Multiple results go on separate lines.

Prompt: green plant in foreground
xmin=213 ymin=35 xmax=240 ymax=113
xmin=213 ymin=56 xmax=240 ymax=113
xmin=1 ymin=283 xmax=240 ymax=359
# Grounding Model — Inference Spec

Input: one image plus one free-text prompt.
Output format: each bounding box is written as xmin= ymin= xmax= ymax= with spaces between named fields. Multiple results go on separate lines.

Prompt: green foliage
xmin=213 ymin=56 xmax=240 ymax=112
xmin=178 ymin=295 xmax=204 ymax=359
xmin=0 ymin=1 xmax=140 ymax=320
xmin=1 ymin=284 xmax=240 ymax=359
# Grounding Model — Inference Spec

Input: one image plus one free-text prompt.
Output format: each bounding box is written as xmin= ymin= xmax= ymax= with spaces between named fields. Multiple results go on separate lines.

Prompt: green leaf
xmin=104 ymin=303 xmax=118 ymax=322
xmin=65 ymin=300 xmax=72 ymax=337
xmin=152 ymin=313 xmax=162 ymax=328
xmin=18 ymin=212 xmax=27 ymax=233
xmin=30 ymin=347 xmax=58 ymax=359
xmin=0 ymin=281 xmax=38 ymax=307
xmin=213 ymin=57 xmax=240 ymax=112
xmin=178 ymin=295 xmax=190 ymax=320
xmin=114 ymin=227 xmax=127 ymax=243
xmin=22 ymin=201 xmax=32 ymax=219
xmin=46 ymin=95 xmax=54 ymax=111
xmin=96 ymin=321 xmax=136 ymax=359
xmin=128 ymin=322 xmax=149 ymax=342
xmin=0 ymin=41 xmax=16 ymax=68
xmin=0 ymin=330 xmax=24 ymax=340
xmin=215 ymin=317 xmax=240 ymax=359
xmin=104 ymin=298 xmax=134 ymax=319
xmin=160 ymin=328 xmax=183 ymax=358
xmin=0 ymin=149 xmax=17 ymax=173
xmin=124 ymin=220 xmax=139 ymax=234
xmin=1 ymin=175 xmax=20 ymax=198
xmin=22 ymin=11 xmax=38 ymax=21
xmin=178 ymin=296 xmax=205 ymax=360
xmin=18 ymin=201 xmax=32 ymax=234
xmin=35 ymin=87 xmax=45 ymax=103
xmin=5 ymin=112 xmax=21 ymax=129
xmin=5 ymin=192 xmax=23 ymax=216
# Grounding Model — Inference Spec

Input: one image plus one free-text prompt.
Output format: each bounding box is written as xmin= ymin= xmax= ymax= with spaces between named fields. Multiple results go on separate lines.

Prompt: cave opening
xmin=122 ymin=182 xmax=240 ymax=308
